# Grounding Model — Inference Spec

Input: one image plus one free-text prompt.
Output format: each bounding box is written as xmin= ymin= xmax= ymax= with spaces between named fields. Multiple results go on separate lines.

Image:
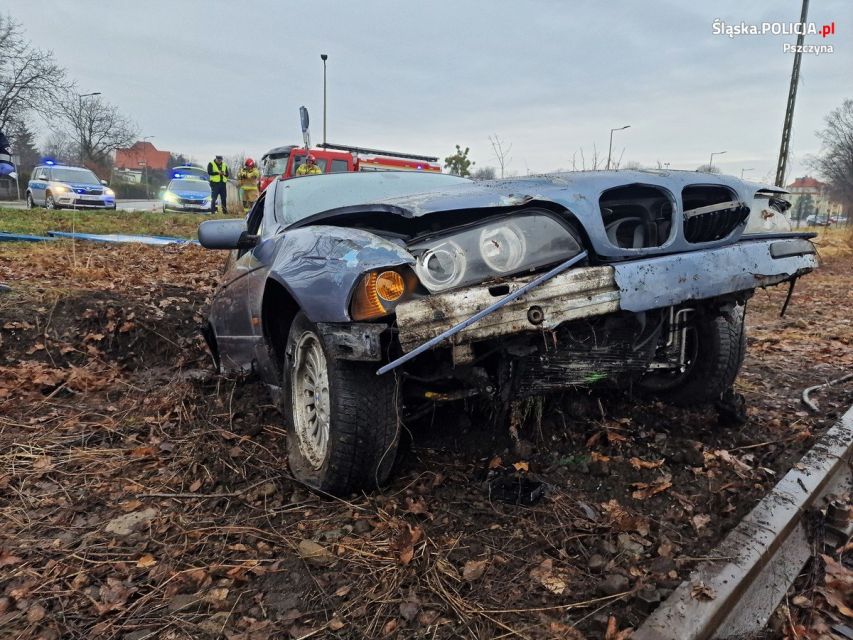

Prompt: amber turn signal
xmin=350 ymin=269 xmax=412 ymax=321
xmin=376 ymin=271 xmax=404 ymax=302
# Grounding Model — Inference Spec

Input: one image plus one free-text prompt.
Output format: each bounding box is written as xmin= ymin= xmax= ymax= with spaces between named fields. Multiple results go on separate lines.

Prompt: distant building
xmin=112 ymin=168 xmax=143 ymax=184
xmin=786 ymin=176 xmax=844 ymax=218
xmin=114 ymin=141 xmax=170 ymax=171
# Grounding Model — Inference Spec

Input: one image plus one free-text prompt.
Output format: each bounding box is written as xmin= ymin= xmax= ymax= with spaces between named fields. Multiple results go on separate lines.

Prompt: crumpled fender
xmin=266 ymin=225 xmax=414 ymax=323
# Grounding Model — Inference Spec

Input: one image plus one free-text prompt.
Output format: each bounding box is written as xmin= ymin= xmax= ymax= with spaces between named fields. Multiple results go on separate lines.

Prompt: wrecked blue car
xmin=199 ymin=170 xmax=817 ymax=494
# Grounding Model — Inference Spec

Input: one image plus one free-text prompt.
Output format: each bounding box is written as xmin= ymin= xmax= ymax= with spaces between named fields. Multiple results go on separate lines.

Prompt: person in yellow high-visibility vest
xmin=207 ymin=155 xmax=230 ymax=214
xmin=238 ymin=158 xmax=261 ymax=209
xmin=295 ymin=154 xmax=323 ymax=176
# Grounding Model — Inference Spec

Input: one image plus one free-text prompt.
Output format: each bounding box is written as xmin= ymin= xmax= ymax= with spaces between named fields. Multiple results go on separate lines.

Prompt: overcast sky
xmin=9 ymin=0 xmax=851 ymax=182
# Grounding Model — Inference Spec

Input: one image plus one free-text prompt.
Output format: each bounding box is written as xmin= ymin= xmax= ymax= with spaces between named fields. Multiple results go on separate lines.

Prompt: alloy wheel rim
xmin=291 ymin=332 xmax=331 ymax=470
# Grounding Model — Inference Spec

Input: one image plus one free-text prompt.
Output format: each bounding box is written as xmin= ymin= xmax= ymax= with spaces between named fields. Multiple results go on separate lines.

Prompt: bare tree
xmin=0 ymin=15 xmax=69 ymax=130
xmin=696 ymin=164 xmax=722 ymax=174
xmin=52 ymin=90 xmax=137 ymax=166
xmin=40 ymin=130 xmax=76 ymax=164
xmin=575 ymin=145 xmax=603 ymax=170
xmin=488 ymin=134 xmax=512 ymax=178
xmin=471 ymin=166 xmax=497 ymax=180
xmin=808 ymin=98 xmax=853 ymax=210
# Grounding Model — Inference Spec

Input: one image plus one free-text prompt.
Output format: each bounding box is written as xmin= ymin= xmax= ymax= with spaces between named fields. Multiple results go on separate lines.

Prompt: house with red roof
xmin=786 ymin=176 xmax=843 ymax=222
xmin=114 ymin=141 xmax=170 ymax=171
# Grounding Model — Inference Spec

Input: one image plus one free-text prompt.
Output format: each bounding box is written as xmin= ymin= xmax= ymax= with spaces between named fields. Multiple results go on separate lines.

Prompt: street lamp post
xmin=607 ymin=125 xmax=630 ymax=170
xmin=321 ymin=54 xmax=328 ymax=145
xmin=141 ymin=135 xmax=154 ymax=199
xmin=709 ymin=150 xmax=727 ymax=170
xmin=77 ymin=92 xmax=101 ymax=164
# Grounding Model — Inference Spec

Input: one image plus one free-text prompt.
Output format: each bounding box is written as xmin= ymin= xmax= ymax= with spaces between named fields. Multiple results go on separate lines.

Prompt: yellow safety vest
xmin=209 ymin=161 xmax=229 ymax=183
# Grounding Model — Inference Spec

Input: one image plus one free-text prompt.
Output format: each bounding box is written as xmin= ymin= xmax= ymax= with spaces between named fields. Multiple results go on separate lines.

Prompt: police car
xmin=162 ymin=177 xmax=211 ymax=213
xmin=26 ymin=163 xmax=116 ymax=210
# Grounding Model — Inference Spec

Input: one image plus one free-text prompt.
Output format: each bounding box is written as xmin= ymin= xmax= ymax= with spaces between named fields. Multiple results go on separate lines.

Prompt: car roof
xmin=35 ymin=164 xmax=90 ymax=171
xmin=262 ymin=146 xmax=297 ymax=158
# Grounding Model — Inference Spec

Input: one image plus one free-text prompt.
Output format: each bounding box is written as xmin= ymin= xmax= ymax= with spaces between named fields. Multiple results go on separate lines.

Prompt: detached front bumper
xmin=394 ymin=237 xmax=817 ymax=352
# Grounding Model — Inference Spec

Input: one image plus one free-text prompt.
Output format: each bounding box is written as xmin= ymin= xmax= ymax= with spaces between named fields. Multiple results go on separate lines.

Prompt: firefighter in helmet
xmin=295 ymin=154 xmax=322 ymax=176
xmin=238 ymin=158 xmax=261 ymax=209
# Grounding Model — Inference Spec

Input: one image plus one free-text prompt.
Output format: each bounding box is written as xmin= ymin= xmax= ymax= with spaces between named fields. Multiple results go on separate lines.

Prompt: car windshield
xmin=169 ymin=179 xmax=210 ymax=193
xmin=263 ymin=153 xmax=290 ymax=177
xmin=50 ymin=168 xmax=100 ymax=184
xmin=275 ymin=172 xmax=470 ymax=226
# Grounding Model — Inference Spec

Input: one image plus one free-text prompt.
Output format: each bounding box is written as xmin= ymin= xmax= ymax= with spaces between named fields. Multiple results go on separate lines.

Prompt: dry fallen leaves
xmin=463 ymin=559 xmax=489 ymax=582
xmin=136 ymin=554 xmax=157 ymax=569
xmin=690 ymin=581 xmax=717 ymax=601
xmin=691 ymin=514 xmax=712 ymax=532
xmin=631 ymin=474 xmax=673 ymax=500
xmin=604 ymin=615 xmax=633 ymax=640
xmin=629 ymin=457 xmax=665 ymax=470
xmin=529 ymin=558 xmax=573 ymax=595
xmin=601 ymin=499 xmax=651 ymax=536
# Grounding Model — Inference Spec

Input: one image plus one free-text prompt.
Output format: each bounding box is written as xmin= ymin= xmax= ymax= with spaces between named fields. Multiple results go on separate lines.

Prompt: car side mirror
xmin=101 ymin=179 xmax=108 ymax=186
xmin=198 ymin=219 xmax=259 ymax=250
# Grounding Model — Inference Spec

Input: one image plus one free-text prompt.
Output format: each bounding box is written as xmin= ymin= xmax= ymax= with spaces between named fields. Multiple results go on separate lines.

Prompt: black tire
xmin=282 ymin=312 xmax=399 ymax=495
xmin=25 ymin=192 xmax=34 ymax=209
xmin=45 ymin=193 xmax=58 ymax=210
xmin=640 ymin=305 xmax=746 ymax=406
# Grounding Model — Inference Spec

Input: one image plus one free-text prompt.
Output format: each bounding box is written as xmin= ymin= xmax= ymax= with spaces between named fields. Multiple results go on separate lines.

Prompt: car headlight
xmin=418 ymin=241 xmax=467 ymax=290
xmin=163 ymin=191 xmax=179 ymax=203
xmin=410 ymin=212 xmax=583 ymax=293
xmin=480 ymin=223 xmax=526 ymax=272
xmin=50 ymin=183 xmax=70 ymax=193
xmin=104 ymin=187 xmax=115 ymax=197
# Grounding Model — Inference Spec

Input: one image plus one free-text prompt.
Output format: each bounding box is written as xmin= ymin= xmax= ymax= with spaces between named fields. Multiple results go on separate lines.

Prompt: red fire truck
xmin=259 ymin=143 xmax=441 ymax=191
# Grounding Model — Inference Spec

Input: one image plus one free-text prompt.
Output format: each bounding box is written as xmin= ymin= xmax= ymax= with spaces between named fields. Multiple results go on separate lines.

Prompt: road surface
xmin=1 ymin=199 xmax=163 ymax=212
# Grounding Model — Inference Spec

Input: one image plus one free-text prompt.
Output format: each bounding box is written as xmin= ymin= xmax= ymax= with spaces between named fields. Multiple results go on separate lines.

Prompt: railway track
xmin=635 ymin=403 xmax=853 ymax=640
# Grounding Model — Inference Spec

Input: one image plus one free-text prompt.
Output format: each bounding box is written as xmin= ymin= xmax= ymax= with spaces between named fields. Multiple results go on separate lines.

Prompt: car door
xmin=30 ymin=167 xmax=48 ymax=204
xmin=209 ymin=186 xmax=282 ymax=373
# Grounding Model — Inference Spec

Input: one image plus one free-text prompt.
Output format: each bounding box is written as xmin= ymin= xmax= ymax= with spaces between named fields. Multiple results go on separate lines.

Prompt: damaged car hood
xmin=283 ymin=170 xmax=772 ymax=259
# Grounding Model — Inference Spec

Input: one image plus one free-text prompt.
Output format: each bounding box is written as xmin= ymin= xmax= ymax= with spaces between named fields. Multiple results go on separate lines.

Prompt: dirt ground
xmin=0 ymin=240 xmax=850 ymax=640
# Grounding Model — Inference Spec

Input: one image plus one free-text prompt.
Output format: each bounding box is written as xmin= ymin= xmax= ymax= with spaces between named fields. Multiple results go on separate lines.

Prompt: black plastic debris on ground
xmin=486 ymin=470 xmax=546 ymax=505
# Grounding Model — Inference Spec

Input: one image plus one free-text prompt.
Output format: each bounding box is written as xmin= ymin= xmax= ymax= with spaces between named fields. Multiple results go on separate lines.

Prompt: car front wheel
xmin=45 ymin=193 xmax=58 ymax=210
xmin=639 ymin=305 xmax=746 ymax=405
xmin=283 ymin=312 xmax=399 ymax=495
xmin=26 ymin=192 xmax=34 ymax=209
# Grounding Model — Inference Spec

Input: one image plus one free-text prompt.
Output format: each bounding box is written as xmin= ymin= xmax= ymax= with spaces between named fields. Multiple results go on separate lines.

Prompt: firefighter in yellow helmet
xmin=238 ymin=158 xmax=261 ymax=209
xmin=295 ymin=154 xmax=323 ymax=176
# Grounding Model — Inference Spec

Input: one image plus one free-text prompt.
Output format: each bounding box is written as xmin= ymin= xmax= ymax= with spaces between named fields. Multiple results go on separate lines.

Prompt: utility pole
xmin=775 ymin=0 xmax=809 ymax=187
xmin=321 ymin=54 xmax=328 ymax=145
